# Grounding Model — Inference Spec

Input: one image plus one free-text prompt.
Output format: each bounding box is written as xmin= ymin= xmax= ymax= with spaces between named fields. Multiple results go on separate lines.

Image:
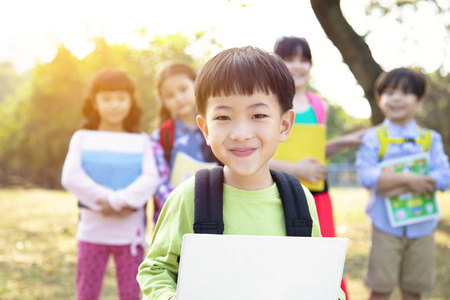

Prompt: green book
xmin=379 ymin=152 xmax=441 ymax=227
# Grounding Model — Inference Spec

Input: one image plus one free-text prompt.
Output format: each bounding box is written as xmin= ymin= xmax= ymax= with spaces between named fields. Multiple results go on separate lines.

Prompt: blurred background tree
xmin=416 ymin=69 xmax=450 ymax=155
xmin=311 ymin=0 xmax=450 ymax=158
xmin=311 ymin=0 xmax=449 ymax=126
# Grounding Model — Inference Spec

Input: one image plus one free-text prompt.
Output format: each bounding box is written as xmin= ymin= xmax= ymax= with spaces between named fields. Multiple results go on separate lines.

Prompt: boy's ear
xmin=279 ymin=109 xmax=295 ymax=143
xmin=196 ymin=115 xmax=210 ymax=146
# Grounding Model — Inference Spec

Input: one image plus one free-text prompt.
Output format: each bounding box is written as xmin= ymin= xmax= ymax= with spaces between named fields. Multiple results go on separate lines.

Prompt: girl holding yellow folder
xmin=271 ymin=36 xmax=365 ymax=298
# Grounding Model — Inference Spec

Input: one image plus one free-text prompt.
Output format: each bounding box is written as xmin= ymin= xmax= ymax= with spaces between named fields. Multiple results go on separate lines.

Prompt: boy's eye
xmin=284 ymin=57 xmax=294 ymax=62
xmin=215 ymin=116 xmax=230 ymax=121
xmin=252 ymin=114 xmax=267 ymax=119
xmin=300 ymin=57 xmax=310 ymax=63
xmin=100 ymin=95 xmax=111 ymax=102
xmin=164 ymin=93 xmax=174 ymax=100
xmin=402 ymin=90 xmax=412 ymax=96
xmin=384 ymin=88 xmax=394 ymax=95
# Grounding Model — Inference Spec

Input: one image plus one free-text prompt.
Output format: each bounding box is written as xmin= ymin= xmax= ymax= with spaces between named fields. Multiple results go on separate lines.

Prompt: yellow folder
xmin=170 ymin=152 xmax=218 ymax=186
xmin=273 ymin=124 xmax=326 ymax=191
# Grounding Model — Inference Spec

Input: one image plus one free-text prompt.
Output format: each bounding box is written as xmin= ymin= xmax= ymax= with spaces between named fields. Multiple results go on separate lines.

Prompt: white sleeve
xmin=107 ymin=133 xmax=160 ymax=210
xmin=61 ymin=131 xmax=113 ymax=210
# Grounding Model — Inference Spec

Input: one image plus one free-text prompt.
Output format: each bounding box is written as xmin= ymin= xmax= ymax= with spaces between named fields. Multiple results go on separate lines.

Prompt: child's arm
xmin=137 ymin=186 xmax=193 ymax=300
xmin=355 ymin=129 xmax=434 ymax=197
xmin=325 ymin=128 xmax=367 ymax=158
xmin=61 ymin=131 xmax=113 ymax=210
xmin=356 ymin=129 xmax=383 ymax=190
xmin=107 ymin=133 xmax=160 ymax=211
xmin=377 ymin=171 xmax=436 ymax=198
xmin=269 ymin=158 xmax=326 ymax=184
xmin=378 ymin=130 xmax=450 ymax=197
xmin=427 ymin=131 xmax=450 ymax=191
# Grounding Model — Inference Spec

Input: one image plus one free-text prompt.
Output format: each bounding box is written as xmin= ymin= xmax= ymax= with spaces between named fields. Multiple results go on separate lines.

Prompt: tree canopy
xmin=0 ymin=34 xmax=211 ymax=188
xmin=311 ymin=0 xmax=450 ymax=155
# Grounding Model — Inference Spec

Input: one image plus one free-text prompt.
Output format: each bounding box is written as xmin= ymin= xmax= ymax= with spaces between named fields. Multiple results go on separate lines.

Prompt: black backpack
xmin=193 ymin=166 xmax=313 ymax=237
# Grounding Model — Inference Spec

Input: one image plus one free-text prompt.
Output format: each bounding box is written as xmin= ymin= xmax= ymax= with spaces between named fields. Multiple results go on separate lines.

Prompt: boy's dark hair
xmin=274 ymin=36 xmax=312 ymax=64
xmin=374 ymin=68 xmax=427 ymax=99
xmin=81 ymin=69 xmax=142 ymax=133
xmin=195 ymin=46 xmax=295 ymax=116
xmin=157 ymin=62 xmax=197 ymax=125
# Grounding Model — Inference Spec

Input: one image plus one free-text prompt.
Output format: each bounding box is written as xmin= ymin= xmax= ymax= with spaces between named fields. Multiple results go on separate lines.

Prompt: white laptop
xmin=177 ymin=234 xmax=348 ymax=300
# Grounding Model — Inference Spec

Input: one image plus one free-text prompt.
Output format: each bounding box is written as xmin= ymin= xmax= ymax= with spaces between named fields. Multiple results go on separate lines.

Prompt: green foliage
xmin=0 ymin=62 xmax=24 ymax=103
xmin=0 ymin=46 xmax=83 ymax=187
xmin=0 ymin=33 xmax=213 ymax=188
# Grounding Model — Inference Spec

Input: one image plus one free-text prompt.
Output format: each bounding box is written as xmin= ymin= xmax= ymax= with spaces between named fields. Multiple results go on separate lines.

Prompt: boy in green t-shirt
xmin=137 ymin=46 xmax=345 ymax=300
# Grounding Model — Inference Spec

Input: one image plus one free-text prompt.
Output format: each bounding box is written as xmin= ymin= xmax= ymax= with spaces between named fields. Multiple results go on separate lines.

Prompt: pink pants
xmin=76 ymin=241 xmax=143 ymax=300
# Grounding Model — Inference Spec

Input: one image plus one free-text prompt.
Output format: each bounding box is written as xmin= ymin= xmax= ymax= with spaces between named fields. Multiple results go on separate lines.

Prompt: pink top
xmin=61 ymin=130 xmax=159 ymax=255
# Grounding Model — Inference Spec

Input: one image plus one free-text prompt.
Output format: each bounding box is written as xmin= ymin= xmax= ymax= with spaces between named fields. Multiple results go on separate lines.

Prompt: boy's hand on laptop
xmin=294 ymin=158 xmax=326 ymax=183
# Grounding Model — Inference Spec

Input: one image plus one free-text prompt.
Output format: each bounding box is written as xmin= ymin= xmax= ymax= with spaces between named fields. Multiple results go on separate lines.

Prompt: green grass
xmin=0 ymin=188 xmax=449 ymax=299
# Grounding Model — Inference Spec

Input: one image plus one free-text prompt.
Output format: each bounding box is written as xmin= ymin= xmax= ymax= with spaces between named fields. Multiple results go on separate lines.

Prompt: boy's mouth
xmin=292 ymin=72 xmax=305 ymax=78
xmin=230 ymin=148 xmax=255 ymax=157
xmin=388 ymin=105 xmax=404 ymax=112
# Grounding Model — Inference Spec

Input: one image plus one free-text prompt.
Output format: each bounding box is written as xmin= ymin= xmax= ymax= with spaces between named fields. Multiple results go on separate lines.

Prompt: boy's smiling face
xmin=377 ymin=87 xmax=423 ymax=126
xmin=197 ymin=92 xmax=294 ymax=190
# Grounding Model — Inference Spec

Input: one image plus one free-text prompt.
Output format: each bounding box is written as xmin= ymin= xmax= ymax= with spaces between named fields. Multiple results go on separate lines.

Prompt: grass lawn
xmin=0 ymin=188 xmax=449 ymax=299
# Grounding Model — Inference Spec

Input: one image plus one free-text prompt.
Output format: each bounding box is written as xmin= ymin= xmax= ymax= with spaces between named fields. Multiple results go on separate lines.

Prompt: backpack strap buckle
xmin=293 ymin=220 xmax=313 ymax=237
xmin=193 ymin=222 xmax=224 ymax=234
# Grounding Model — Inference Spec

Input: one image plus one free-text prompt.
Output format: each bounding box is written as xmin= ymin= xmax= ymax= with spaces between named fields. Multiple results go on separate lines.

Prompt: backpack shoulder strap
xmin=416 ymin=126 xmax=432 ymax=153
xmin=270 ymin=169 xmax=313 ymax=237
xmin=306 ymin=92 xmax=326 ymax=124
xmin=376 ymin=124 xmax=433 ymax=161
xmin=193 ymin=167 xmax=312 ymax=237
xmin=375 ymin=123 xmax=405 ymax=160
xmin=375 ymin=124 xmax=389 ymax=161
xmin=193 ymin=166 xmax=224 ymax=234
xmin=160 ymin=118 xmax=175 ymax=163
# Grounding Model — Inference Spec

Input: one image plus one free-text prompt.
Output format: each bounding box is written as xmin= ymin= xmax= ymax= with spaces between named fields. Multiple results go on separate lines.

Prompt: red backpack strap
xmin=306 ymin=92 xmax=326 ymax=124
xmin=160 ymin=118 xmax=175 ymax=163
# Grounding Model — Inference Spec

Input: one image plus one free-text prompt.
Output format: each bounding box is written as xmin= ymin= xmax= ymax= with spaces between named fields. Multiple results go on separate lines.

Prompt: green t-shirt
xmin=137 ymin=176 xmax=345 ymax=300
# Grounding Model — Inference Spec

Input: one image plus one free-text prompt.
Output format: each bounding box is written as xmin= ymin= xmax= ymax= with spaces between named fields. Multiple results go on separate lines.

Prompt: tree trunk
xmin=311 ymin=0 xmax=384 ymax=124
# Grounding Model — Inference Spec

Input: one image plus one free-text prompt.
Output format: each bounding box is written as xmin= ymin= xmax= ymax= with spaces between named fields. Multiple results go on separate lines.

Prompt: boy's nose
xmin=175 ymin=92 xmax=183 ymax=102
xmin=391 ymin=92 xmax=403 ymax=101
xmin=111 ymin=98 xmax=120 ymax=106
xmin=293 ymin=61 xmax=302 ymax=67
xmin=229 ymin=121 xmax=252 ymax=141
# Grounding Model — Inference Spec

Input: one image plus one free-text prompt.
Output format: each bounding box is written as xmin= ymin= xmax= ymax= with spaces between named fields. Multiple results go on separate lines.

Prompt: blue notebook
xmin=80 ymin=130 xmax=144 ymax=190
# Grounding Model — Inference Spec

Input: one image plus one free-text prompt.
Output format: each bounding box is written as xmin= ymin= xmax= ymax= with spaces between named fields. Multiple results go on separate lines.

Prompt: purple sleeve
xmin=151 ymin=137 xmax=175 ymax=223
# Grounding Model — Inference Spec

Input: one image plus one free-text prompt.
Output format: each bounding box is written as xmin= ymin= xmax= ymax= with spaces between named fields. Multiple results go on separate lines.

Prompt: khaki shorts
xmin=365 ymin=226 xmax=435 ymax=294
